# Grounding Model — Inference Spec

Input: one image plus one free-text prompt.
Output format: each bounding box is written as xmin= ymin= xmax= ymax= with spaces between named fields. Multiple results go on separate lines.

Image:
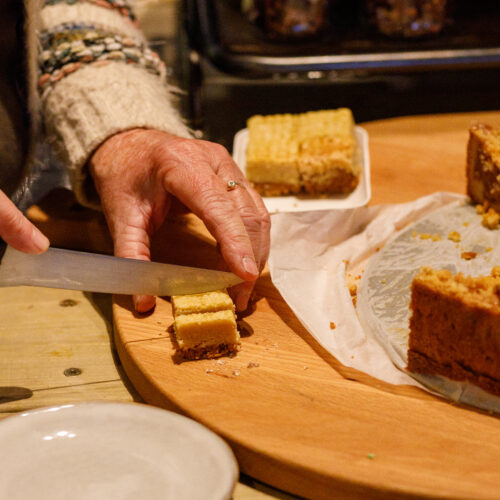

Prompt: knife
xmin=0 ymin=241 xmax=243 ymax=296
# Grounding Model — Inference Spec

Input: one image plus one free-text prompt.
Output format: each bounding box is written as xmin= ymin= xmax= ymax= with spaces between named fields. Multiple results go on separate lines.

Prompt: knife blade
xmin=0 ymin=243 xmax=243 ymax=296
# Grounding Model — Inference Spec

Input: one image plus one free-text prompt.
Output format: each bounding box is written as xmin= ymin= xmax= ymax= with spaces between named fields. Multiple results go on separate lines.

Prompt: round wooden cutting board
xmin=114 ymin=112 xmax=500 ymax=500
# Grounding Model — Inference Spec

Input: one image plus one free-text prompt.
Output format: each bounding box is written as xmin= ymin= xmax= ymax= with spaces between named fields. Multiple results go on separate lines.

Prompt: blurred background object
xmin=366 ymin=0 xmax=452 ymax=38
xmin=129 ymin=0 xmax=500 ymax=150
xmin=262 ymin=0 xmax=330 ymax=40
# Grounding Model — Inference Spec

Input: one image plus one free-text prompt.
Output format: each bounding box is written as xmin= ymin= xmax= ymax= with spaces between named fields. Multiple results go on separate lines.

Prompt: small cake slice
xmin=174 ymin=310 xmax=240 ymax=360
xmin=407 ymin=266 xmax=500 ymax=395
xmin=466 ymin=123 xmax=500 ymax=212
xmin=171 ymin=289 xmax=240 ymax=360
xmin=246 ymin=113 xmax=300 ymax=196
xmin=296 ymin=108 xmax=360 ymax=195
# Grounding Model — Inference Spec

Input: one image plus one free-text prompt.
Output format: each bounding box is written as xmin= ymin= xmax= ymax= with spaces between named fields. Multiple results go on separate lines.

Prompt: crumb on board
xmin=486 ymin=247 xmax=493 ymax=252
xmin=419 ymin=233 xmax=442 ymax=241
xmin=247 ymin=361 xmax=260 ymax=368
xmin=476 ymin=203 xmax=485 ymax=214
xmin=463 ymin=221 xmax=470 ymax=227
xmin=461 ymin=251 xmax=477 ymax=260
xmin=381 ymin=278 xmax=387 ymax=284
xmin=411 ymin=230 xmax=418 ymax=238
xmin=205 ymin=368 xmax=214 ymax=374
xmin=232 ymin=370 xmax=240 ymax=376
xmin=482 ymin=208 xmax=500 ymax=230
xmin=491 ymin=266 xmax=500 ymax=278
xmin=447 ymin=231 xmax=461 ymax=242
xmin=330 ymin=322 xmax=336 ymax=330
xmin=303 ymin=366 xmax=308 ymax=370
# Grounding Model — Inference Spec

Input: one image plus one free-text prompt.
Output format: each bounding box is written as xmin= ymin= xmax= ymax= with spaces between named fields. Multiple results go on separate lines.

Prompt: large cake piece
xmin=466 ymin=123 xmax=500 ymax=212
xmin=245 ymin=108 xmax=359 ymax=196
xmin=172 ymin=289 xmax=240 ymax=360
xmin=407 ymin=266 xmax=500 ymax=395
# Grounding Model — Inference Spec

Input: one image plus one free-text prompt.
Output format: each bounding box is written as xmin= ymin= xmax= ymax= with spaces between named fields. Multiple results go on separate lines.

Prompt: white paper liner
xmin=268 ymin=191 xmax=500 ymax=412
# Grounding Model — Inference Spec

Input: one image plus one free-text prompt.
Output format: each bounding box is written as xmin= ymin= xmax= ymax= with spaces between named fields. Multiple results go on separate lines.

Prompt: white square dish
xmin=232 ymin=126 xmax=371 ymax=213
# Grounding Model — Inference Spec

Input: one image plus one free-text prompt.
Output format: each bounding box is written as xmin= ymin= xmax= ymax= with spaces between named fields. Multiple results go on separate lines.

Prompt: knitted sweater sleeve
xmin=38 ymin=0 xmax=192 ymax=207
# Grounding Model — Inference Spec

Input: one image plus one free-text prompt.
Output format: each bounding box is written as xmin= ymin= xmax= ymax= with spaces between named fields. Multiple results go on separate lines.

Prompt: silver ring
xmin=227 ymin=180 xmax=244 ymax=191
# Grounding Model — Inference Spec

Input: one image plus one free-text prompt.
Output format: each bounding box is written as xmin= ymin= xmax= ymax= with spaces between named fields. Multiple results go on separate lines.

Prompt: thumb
xmin=0 ymin=190 xmax=49 ymax=254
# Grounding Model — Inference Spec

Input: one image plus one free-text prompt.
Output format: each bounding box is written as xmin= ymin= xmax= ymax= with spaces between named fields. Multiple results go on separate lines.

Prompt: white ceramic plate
xmin=232 ymin=126 xmax=371 ymax=213
xmin=0 ymin=402 xmax=238 ymax=500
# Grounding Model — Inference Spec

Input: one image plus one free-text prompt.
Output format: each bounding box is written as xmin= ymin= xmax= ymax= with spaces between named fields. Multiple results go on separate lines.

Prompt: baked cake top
xmin=171 ymin=289 xmax=234 ymax=316
xmin=414 ymin=266 xmax=500 ymax=310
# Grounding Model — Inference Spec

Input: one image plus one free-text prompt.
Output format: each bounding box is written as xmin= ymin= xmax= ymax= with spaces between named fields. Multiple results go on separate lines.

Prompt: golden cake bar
xmin=245 ymin=108 xmax=360 ymax=196
xmin=172 ymin=289 xmax=240 ymax=360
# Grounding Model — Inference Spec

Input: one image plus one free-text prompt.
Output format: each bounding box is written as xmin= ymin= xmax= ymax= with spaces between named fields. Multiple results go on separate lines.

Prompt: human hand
xmin=89 ymin=129 xmax=270 ymax=313
xmin=0 ymin=189 xmax=50 ymax=253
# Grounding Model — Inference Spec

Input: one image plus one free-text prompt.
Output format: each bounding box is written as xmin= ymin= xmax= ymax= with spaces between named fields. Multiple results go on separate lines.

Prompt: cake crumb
xmin=482 ymin=208 xmax=500 ymax=229
xmin=232 ymin=370 xmax=240 ymax=376
xmin=411 ymin=230 xmax=418 ymax=238
xmin=476 ymin=203 xmax=486 ymax=214
xmin=461 ymin=251 xmax=478 ymax=260
xmin=486 ymin=247 xmax=493 ymax=252
xmin=419 ymin=232 xmax=442 ymax=241
xmin=205 ymin=368 xmax=214 ymax=374
xmin=447 ymin=231 xmax=461 ymax=242
xmin=216 ymin=359 xmax=226 ymax=365
xmin=330 ymin=321 xmax=336 ymax=330
xmin=381 ymin=278 xmax=387 ymax=284
xmin=463 ymin=221 xmax=470 ymax=227
xmin=247 ymin=361 xmax=260 ymax=368
xmin=302 ymin=365 xmax=308 ymax=370
xmin=491 ymin=266 xmax=500 ymax=278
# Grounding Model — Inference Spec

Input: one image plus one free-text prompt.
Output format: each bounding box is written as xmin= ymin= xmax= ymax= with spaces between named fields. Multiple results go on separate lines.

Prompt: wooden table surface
xmin=1 ymin=111 xmax=499 ymax=499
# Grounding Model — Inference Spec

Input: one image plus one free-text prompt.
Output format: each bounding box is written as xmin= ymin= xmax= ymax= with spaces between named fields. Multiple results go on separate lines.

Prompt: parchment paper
xmin=268 ymin=192 xmax=500 ymax=412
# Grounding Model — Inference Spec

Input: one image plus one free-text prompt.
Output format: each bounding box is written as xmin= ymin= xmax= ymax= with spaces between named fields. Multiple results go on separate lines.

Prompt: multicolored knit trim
xmin=43 ymin=0 xmax=136 ymax=23
xmin=38 ymin=23 xmax=166 ymax=94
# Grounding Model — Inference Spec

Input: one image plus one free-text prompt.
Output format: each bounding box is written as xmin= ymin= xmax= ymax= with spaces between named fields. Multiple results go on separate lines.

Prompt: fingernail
xmin=242 ymin=256 xmax=258 ymax=277
xmin=32 ymin=227 xmax=50 ymax=253
xmin=134 ymin=295 xmax=156 ymax=313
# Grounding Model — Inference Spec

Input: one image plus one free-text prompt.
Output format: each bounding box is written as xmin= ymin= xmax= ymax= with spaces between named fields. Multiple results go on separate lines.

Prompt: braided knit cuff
xmin=42 ymin=62 xmax=191 ymax=208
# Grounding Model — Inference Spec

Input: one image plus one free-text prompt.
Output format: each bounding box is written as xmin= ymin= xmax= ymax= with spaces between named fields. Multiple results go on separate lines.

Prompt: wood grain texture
xmin=114 ymin=112 xmax=500 ymax=499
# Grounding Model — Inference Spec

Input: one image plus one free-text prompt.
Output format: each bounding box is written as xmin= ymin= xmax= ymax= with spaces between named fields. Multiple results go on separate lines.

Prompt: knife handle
xmin=0 ymin=237 xmax=5 ymax=263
